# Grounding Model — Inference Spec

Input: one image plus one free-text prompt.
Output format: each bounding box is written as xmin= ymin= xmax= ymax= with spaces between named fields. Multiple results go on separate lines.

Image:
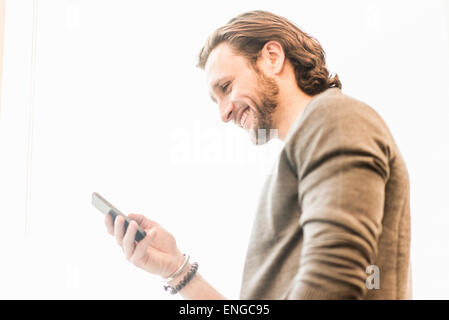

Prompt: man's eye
xmin=221 ymin=82 xmax=230 ymax=93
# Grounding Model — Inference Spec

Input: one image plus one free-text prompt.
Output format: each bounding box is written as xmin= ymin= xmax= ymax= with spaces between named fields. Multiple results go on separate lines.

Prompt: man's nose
xmin=220 ymin=101 xmax=235 ymax=123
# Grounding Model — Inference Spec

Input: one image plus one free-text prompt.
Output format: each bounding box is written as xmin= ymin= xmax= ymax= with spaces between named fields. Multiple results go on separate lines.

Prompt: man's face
xmin=205 ymin=42 xmax=279 ymax=144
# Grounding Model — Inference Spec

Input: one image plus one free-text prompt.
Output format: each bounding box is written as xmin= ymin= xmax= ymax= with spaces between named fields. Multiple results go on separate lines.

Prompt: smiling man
xmin=104 ymin=10 xmax=412 ymax=299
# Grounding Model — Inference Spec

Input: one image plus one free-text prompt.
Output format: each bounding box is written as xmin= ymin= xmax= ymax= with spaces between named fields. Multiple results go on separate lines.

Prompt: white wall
xmin=0 ymin=0 xmax=448 ymax=299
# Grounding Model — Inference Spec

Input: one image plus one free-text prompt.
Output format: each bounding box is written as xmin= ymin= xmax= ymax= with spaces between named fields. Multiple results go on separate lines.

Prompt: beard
xmin=249 ymin=70 xmax=280 ymax=145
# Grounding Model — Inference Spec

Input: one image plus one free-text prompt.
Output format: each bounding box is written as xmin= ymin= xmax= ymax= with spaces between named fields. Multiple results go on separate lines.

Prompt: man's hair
xmin=197 ymin=10 xmax=341 ymax=95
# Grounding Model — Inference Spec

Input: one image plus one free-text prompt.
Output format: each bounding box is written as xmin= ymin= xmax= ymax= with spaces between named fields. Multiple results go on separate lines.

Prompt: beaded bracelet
xmin=163 ymin=262 xmax=199 ymax=295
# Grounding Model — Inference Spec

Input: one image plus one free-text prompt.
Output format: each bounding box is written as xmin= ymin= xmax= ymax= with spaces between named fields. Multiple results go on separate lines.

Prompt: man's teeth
xmin=240 ymin=108 xmax=250 ymax=128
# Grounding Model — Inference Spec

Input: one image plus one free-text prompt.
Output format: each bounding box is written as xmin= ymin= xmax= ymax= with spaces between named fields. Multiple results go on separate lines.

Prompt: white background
xmin=0 ymin=0 xmax=448 ymax=299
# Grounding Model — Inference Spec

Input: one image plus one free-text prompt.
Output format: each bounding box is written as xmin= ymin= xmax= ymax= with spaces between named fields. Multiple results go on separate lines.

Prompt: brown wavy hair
xmin=197 ymin=10 xmax=341 ymax=95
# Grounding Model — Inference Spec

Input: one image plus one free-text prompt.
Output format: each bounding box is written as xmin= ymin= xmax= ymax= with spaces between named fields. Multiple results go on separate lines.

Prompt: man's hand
xmin=104 ymin=213 xmax=185 ymax=279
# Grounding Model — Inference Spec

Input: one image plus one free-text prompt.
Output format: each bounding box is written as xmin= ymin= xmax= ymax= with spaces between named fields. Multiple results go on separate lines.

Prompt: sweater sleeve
xmin=284 ymin=97 xmax=391 ymax=299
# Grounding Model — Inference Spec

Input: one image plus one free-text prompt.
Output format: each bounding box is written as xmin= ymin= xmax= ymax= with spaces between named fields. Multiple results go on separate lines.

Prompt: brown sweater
xmin=239 ymin=88 xmax=412 ymax=299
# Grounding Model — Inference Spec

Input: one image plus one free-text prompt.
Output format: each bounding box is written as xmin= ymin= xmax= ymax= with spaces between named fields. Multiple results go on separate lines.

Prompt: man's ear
xmin=259 ymin=41 xmax=285 ymax=76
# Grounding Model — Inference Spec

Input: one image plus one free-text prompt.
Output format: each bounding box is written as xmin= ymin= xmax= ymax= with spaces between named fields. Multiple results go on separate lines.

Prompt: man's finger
xmin=131 ymin=229 xmax=157 ymax=266
xmin=123 ymin=220 xmax=138 ymax=260
xmin=114 ymin=215 xmax=125 ymax=246
xmin=104 ymin=212 xmax=114 ymax=236
xmin=128 ymin=213 xmax=159 ymax=230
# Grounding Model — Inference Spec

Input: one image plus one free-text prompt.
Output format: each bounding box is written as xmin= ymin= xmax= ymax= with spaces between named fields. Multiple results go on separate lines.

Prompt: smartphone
xmin=92 ymin=192 xmax=146 ymax=242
